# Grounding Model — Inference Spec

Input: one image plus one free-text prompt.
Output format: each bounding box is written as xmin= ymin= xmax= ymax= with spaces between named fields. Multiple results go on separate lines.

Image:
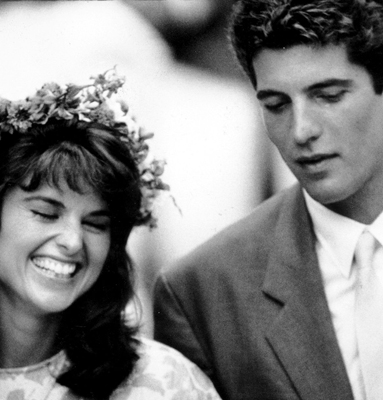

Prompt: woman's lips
xmin=32 ymin=256 xmax=80 ymax=280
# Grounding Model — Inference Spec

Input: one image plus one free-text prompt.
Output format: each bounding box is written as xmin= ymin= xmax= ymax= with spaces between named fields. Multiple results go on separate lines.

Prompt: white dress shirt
xmin=304 ymin=191 xmax=383 ymax=400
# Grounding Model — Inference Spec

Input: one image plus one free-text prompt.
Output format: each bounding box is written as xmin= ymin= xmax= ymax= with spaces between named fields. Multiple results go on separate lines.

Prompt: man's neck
xmin=326 ymin=198 xmax=383 ymax=225
xmin=315 ymin=182 xmax=383 ymax=225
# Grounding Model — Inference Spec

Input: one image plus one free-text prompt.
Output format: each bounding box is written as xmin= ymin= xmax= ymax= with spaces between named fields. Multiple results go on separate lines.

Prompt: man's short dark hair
xmin=229 ymin=0 xmax=383 ymax=93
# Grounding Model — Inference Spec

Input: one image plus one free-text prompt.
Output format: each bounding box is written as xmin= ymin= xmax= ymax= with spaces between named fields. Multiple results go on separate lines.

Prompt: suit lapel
xmin=262 ymin=186 xmax=354 ymax=400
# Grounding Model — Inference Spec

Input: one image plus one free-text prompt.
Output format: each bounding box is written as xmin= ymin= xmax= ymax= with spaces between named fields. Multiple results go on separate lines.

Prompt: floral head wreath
xmin=0 ymin=68 xmax=169 ymax=229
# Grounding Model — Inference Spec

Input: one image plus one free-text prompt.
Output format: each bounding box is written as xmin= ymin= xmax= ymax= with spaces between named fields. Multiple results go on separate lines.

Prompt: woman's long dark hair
xmin=0 ymin=119 xmax=142 ymax=399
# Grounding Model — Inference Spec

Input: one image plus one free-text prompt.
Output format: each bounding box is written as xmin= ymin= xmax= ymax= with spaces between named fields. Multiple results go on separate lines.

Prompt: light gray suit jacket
xmin=153 ymin=185 xmax=354 ymax=400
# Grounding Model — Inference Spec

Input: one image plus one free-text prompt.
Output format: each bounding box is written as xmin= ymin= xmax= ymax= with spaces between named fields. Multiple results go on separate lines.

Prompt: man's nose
xmin=292 ymin=102 xmax=322 ymax=145
xmin=55 ymin=221 xmax=83 ymax=254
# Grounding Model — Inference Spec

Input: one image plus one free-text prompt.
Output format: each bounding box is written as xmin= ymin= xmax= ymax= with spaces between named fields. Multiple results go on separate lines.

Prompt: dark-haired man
xmin=154 ymin=1 xmax=383 ymax=399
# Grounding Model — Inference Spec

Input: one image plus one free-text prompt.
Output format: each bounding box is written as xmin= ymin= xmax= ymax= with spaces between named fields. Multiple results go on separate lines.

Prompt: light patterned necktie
xmin=354 ymin=230 xmax=383 ymax=400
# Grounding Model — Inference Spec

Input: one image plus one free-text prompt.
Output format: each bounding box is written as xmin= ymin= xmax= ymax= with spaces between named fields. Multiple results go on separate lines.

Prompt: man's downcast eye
xmin=261 ymin=90 xmax=348 ymax=113
xmin=260 ymin=95 xmax=290 ymax=113
xmin=263 ymin=102 xmax=288 ymax=113
xmin=316 ymin=90 xmax=348 ymax=103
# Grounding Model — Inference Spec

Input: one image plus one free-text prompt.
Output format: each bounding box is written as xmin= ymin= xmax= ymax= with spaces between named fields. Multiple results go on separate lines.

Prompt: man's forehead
xmin=252 ymin=44 xmax=363 ymax=92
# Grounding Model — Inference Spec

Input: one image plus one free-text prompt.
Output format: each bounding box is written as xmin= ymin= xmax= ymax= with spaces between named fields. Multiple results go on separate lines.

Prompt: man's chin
xmin=302 ymin=183 xmax=348 ymax=207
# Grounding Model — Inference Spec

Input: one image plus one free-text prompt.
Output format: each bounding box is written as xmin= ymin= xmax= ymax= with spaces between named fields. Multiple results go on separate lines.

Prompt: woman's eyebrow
xmin=89 ymin=210 xmax=111 ymax=218
xmin=23 ymin=195 xmax=63 ymax=208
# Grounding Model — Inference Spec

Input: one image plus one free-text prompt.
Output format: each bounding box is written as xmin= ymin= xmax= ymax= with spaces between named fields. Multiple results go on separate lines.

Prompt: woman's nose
xmin=55 ymin=221 xmax=83 ymax=254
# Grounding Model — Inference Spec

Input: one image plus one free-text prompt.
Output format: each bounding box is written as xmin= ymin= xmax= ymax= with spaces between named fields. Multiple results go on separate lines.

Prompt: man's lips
xmin=296 ymin=153 xmax=338 ymax=166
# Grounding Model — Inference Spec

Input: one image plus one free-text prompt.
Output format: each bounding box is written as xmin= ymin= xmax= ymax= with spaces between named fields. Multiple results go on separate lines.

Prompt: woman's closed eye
xmin=83 ymin=218 xmax=110 ymax=233
xmin=31 ymin=209 xmax=58 ymax=221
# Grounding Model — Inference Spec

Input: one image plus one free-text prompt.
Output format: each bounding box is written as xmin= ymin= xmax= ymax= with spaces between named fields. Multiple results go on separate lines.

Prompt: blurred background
xmin=0 ymin=0 xmax=295 ymax=336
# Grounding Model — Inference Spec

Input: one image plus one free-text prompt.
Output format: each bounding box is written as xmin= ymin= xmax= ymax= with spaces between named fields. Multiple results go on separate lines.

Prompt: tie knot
xmin=355 ymin=230 xmax=377 ymax=271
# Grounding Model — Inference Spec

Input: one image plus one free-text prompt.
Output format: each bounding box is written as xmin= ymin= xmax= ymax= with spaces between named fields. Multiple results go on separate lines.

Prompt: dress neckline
xmin=0 ymin=350 xmax=67 ymax=377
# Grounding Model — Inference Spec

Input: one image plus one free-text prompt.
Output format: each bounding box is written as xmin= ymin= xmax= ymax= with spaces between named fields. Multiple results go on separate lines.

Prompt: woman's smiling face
xmin=0 ymin=182 xmax=111 ymax=317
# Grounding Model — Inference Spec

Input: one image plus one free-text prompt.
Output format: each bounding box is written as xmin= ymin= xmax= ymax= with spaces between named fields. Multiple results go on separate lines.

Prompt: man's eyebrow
xmin=256 ymin=79 xmax=354 ymax=101
xmin=256 ymin=90 xmax=285 ymax=101
xmin=307 ymin=78 xmax=354 ymax=92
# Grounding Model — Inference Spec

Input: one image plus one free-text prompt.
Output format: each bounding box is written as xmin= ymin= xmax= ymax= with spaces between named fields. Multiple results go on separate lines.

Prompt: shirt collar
xmin=368 ymin=212 xmax=383 ymax=247
xmin=303 ymin=191 xmax=365 ymax=278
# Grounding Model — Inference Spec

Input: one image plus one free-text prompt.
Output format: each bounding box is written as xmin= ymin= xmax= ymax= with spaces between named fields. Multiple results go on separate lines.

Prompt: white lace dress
xmin=0 ymin=338 xmax=222 ymax=400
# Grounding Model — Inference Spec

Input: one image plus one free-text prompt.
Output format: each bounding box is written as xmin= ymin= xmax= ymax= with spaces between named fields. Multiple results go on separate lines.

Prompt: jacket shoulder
xmin=162 ymin=186 xmax=298 ymax=282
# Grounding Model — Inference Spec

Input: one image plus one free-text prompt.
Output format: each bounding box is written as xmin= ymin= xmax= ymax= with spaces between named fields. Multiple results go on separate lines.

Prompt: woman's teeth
xmin=32 ymin=257 xmax=78 ymax=279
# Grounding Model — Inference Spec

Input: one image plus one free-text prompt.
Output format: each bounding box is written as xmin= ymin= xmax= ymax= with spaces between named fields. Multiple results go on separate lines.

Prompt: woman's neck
xmin=0 ymin=296 xmax=61 ymax=368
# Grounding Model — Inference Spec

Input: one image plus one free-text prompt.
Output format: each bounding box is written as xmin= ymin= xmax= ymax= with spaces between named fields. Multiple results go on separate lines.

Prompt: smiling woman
xmin=0 ymin=182 xmax=112 ymax=315
xmin=0 ymin=71 xmax=222 ymax=399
